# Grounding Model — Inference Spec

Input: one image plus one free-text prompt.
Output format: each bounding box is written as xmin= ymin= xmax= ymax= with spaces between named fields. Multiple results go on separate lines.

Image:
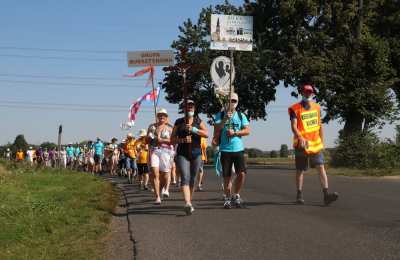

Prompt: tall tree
xmin=279 ymin=144 xmax=289 ymax=158
xmin=13 ymin=134 xmax=29 ymax=151
xmin=162 ymin=1 xmax=277 ymax=121
xmin=245 ymin=0 xmax=399 ymax=135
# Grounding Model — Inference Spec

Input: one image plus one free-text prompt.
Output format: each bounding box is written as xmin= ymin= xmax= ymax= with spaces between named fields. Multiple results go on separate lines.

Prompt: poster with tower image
xmin=210 ymin=14 xmax=253 ymax=51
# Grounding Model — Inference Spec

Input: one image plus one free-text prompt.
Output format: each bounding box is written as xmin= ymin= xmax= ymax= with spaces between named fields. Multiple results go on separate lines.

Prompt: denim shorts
xmin=295 ymin=150 xmax=324 ymax=171
xmin=125 ymin=157 xmax=137 ymax=170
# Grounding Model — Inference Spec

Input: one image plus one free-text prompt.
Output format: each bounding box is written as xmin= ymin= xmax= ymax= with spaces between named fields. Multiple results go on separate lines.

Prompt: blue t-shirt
xmin=74 ymin=147 xmax=81 ymax=156
xmin=66 ymin=146 xmax=75 ymax=157
xmin=215 ymin=111 xmax=249 ymax=152
xmin=93 ymin=141 xmax=105 ymax=156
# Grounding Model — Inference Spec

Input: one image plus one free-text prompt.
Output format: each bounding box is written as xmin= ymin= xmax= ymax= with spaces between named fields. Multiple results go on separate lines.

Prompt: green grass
xmin=0 ymin=160 xmax=118 ymax=260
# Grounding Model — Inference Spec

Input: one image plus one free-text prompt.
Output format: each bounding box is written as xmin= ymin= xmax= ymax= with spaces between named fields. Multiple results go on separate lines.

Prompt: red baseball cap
xmin=302 ymin=84 xmax=314 ymax=93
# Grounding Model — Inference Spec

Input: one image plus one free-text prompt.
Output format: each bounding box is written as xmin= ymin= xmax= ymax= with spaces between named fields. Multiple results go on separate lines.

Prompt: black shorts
xmin=221 ymin=151 xmax=247 ymax=177
xmin=137 ymin=163 xmax=149 ymax=176
xmin=94 ymin=154 xmax=101 ymax=164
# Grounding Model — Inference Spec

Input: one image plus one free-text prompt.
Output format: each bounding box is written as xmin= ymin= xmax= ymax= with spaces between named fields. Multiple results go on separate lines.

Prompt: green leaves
xmin=247 ymin=0 xmax=399 ymax=133
xmin=162 ymin=1 xmax=277 ymax=121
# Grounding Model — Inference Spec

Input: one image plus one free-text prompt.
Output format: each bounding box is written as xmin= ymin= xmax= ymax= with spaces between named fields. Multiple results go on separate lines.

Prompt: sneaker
xmin=324 ymin=192 xmax=339 ymax=206
xmin=223 ymin=198 xmax=232 ymax=209
xmin=197 ymin=185 xmax=204 ymax=192
xmin=162 ymin=189 xmax=169 ymax=198
xmin=232 ymin=194 xmax=243 ymax=208
xmin=144 ymin=185 xmax=149 ymax=191
xmin=296 ymin=197 xmax=305 ymax=204
xmin=184 ymin=203 xmax=194 ymax=215
xmin=154 ymin=197 xmax=161 ymax=205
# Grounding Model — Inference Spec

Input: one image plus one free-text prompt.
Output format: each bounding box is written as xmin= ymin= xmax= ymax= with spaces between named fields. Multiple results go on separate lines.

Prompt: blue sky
xmin=0 ymin=0 xmax=397 ymax=150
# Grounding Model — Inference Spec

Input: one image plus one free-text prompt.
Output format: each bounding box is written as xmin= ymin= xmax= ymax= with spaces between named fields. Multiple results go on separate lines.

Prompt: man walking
xmin=93 ymin=138 xmax=105 ymax=174
xmin=212 ymin=93 xmax=250 ymax=209
xmin=288 ymin=84 xmax=339 ymax=205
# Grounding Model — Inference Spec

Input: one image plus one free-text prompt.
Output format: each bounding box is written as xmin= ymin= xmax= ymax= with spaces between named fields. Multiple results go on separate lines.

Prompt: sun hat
xmin=157 ymin=108 xmax=168 ymax=116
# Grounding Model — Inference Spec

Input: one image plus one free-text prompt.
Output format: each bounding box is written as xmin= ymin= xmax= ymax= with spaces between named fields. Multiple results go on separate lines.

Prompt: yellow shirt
xmin=135 ymin=139 xmax=148 ymax=164
xmin=16 ymin=151 xmax=24 ymax=160
xmin=125 ymin=139 xmax=137 ymax=159
xmin=201 ymin=137 xmax=207 ymax=161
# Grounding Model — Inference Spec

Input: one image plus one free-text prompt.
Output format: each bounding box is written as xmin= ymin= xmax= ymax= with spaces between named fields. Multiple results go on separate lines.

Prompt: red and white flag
xmin=124 ymin=66 xmax=154 ymax=87
xmin=128 ymin=86 xmax=160 ymax=122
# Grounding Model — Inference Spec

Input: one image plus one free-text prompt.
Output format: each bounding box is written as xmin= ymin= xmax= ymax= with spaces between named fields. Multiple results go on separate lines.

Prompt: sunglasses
xmin=230 ymin=99 xmax=237 ymax=103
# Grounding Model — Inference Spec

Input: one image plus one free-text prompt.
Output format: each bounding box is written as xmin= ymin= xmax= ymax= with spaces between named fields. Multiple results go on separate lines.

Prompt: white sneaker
xmin=184 ymin=203 xmax=194 ymax=215
xmin=154 ymin=197 xmax=161 ymax=205
xmin=162 ymin=188 xmax=169 ymax=198
xmin=232 ymin=194 xmax=243 ymax=208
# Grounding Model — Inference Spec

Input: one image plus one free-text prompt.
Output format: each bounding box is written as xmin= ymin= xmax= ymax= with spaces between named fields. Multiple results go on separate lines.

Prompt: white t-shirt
xmin=26 ymin=150 xmax=35 ymax=161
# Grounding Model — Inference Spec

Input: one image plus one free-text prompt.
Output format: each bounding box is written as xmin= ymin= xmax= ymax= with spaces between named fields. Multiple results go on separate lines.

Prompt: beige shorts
xmin=150 ymin=148 xmax=174 ymax=173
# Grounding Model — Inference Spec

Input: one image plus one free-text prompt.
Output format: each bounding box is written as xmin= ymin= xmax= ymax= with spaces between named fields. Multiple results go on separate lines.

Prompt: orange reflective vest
xmin=289 ymin=102 xmax=324 ymax=154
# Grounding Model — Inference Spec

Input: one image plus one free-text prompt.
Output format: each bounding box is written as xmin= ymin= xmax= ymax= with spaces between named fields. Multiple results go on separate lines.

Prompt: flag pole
xmin=150 ymin=66 xmax=157 ymax=124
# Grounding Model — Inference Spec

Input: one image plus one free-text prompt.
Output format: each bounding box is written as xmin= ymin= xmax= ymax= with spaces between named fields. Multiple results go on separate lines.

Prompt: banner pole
xmin=150 ymin=66 xmax=157 ymax=124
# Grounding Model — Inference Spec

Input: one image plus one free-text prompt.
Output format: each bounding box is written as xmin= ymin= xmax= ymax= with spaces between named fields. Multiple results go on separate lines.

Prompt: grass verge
xmin=0 ymin=160 xmax=118 ymax=260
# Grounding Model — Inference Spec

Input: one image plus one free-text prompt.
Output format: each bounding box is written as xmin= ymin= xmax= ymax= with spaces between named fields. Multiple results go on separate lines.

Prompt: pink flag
xmin=124 ymin=66 xmax=154 ymax=87
xmin=128 ymin=86 xmax=160 ymax=122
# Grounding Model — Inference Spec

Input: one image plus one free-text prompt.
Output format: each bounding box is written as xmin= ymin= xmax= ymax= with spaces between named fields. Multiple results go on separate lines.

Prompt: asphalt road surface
xmin=106 ymin=168 xmax=400 ymax=260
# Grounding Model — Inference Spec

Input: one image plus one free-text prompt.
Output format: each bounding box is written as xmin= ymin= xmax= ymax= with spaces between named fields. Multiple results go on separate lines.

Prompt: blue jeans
xmin=176 ymin=155 xmax=202 ymax=187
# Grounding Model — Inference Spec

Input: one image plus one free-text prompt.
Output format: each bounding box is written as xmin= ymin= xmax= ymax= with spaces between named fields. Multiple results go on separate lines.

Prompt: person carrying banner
xmin=288 ymin=84 xmax=339 ymax=205
xmin=212 ymin=93 xmax=250 ymax=209
xmin=172 ymin=100 xmax=208 ymax=215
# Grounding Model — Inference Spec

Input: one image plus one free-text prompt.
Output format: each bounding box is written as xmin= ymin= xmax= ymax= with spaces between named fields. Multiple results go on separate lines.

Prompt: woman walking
xmin=172 ymin=100 xmax=208 ymax=215
xmin=147 ymin=108 xmax=174 ymax=205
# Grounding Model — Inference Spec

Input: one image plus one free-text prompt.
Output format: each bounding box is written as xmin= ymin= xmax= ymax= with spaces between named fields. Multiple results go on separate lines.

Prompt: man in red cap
xmin=288 ymin=84 xmax=339 ymax=206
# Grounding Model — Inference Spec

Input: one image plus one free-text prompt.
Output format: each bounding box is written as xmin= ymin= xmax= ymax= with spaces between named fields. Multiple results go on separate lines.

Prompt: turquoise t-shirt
xmin=93 ymin=142 xmax=105 ymax=156
xmin=74 ymin=147 xmax=81 ymax=156
xmin=214 ymin=111 xmax=249 ymax=152
xmin=66 ymin=146 xmax=75 ymax=157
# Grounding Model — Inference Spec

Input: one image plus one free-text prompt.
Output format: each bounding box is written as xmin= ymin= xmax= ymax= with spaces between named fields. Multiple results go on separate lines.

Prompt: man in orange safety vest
xmin=288 ymin=84 xmax=339 ymax=206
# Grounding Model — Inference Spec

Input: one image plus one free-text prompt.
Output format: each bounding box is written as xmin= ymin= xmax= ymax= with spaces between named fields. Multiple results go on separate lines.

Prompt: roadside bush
xmin=331 ymin=131 xmax=400 ymax=169
xmin=270 ymin=150 xmax=278 ymax=158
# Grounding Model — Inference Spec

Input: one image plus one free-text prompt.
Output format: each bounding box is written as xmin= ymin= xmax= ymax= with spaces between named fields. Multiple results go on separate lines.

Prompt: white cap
xmin=157 ymin=108 xmax=168 ymax=116
xmin=230 ymin=92 xmax=238 ymax=101
xmin=138 ymin=129 xmax=147 ymax=137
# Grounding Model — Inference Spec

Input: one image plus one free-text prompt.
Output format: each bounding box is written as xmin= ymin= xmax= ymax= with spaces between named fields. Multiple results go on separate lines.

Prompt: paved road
xmin=106 ymin=169 xmax=400 ymax=260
